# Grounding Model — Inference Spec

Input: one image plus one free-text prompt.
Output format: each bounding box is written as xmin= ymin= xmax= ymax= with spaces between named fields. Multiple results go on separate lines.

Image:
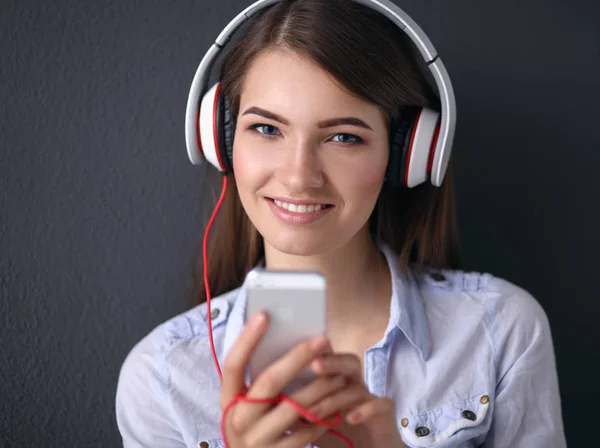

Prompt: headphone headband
xmin=185 ymin=0 xmax=456 ymax=187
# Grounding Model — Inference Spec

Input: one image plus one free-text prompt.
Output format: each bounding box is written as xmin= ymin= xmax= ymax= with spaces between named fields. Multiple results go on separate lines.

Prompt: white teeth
xmin=273 ymin=199 xmax=325 ymax=213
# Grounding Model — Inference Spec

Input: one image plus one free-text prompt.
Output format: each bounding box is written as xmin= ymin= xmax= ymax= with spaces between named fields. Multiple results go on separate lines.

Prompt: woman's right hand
xmin=220 ymin=311 xmax=346 ymax=447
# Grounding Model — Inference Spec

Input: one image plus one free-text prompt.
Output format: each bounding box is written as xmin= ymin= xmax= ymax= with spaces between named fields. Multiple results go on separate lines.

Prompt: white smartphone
xmin=244 ymin=269 xmax=327 ymax=396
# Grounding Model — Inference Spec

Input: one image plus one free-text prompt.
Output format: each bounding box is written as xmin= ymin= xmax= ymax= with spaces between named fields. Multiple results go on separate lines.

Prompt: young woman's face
xmin=233 ymin=48 xmax=389 ymax=256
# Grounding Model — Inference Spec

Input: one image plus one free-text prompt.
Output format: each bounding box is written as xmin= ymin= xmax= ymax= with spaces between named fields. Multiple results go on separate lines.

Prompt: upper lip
xmin=268 ymin=196 xmax=332 ymax=206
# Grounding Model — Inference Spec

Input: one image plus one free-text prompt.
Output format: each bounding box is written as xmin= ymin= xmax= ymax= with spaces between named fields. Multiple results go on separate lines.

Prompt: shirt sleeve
xmin=115 ymin=326 xmax=186 ymax=447
xmin=482 ymin=280 xmax=567 ymax=448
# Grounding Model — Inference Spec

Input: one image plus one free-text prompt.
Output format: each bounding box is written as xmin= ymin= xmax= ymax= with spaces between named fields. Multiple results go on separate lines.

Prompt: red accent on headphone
xmin=403 ymin=109 xmax=422 ymax=187
xmin=212 ymin=83 xmax=227 ymax=171
xmin=196 ymin=108 xmax=205 ymax=159
xmin=427 ymin=120 xmax=441 ymax=176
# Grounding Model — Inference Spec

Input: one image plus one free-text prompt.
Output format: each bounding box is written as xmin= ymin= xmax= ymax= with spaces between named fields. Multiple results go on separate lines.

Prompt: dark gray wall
xmin=1 ymin=0 xmax=598 ymax=446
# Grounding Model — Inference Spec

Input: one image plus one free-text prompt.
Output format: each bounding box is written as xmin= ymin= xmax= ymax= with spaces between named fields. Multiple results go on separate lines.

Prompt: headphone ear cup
xmin=222 ymin=98 xmax=236 ymax=171
xmin=199 ymin=82 xmax=229 ymax=171
xmin=387 ymin=107 xmax=441 ymax=188
xmin=386 ymin=108 xmax=419 ymax=188
xmin=215 ymin=88 xmax=233 ymax=172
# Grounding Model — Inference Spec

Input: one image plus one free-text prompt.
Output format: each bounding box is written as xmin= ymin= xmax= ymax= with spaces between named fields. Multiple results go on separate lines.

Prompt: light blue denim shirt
xmin=116 ymin=246 xmax=566 ymax=447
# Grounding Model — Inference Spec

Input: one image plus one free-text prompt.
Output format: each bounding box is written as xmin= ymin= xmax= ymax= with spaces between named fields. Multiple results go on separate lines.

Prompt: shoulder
xmin=122 ymin=287 xmax=240 ymax=364
xmin=418 ymin=267 xmax=554 ymax=367
xmin=117 ymin=288 xmax=240 ymax=393
xmin=419 ymin=267 xmax=549 ymax=325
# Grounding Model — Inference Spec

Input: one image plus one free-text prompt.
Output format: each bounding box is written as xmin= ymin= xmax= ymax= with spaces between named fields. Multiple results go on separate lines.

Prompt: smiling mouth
xmin=267 ymin=198 xmax=334 ymax=213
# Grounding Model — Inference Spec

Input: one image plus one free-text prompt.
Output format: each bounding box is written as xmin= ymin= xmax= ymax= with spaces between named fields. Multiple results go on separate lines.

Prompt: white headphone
xmin=185 ymin=0 xmax=456 ymax=188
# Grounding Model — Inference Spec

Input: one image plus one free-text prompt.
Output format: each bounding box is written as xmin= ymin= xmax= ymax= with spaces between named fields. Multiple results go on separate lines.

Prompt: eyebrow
xmin=241 ymin=106 xmax=374 ymax=131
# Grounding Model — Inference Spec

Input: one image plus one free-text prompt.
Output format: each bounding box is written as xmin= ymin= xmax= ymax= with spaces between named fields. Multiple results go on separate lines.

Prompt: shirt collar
xmin=222 ymin=244 xmax=431 ymax=362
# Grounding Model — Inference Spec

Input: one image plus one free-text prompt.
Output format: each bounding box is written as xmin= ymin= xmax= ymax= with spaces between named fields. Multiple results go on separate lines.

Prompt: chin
xmin=264 ymin=231 xmax=338 ymax=257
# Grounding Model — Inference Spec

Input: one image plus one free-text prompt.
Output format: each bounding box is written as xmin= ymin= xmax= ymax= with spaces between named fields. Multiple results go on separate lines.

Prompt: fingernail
xmin=311 ymin=360 xmax=322 ymax=373
xmin=311 ymin=335 xmax=327 ymax=349
xmin=252 ymin=312 xmax=266 ymax=327
xmin=348 ymin=411 xmax=362 ymax=423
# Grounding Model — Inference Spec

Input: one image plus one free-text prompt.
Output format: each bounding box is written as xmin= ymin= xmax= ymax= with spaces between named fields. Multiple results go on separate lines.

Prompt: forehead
xmin=239 ymin=48 xmax=385 ymax=122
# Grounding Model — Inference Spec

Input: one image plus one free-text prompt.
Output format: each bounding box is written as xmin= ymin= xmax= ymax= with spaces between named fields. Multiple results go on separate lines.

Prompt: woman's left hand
xmin=305 ymin=351 xmax=405 ymax=447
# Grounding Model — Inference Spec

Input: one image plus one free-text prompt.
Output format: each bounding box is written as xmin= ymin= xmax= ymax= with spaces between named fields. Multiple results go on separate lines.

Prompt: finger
xmin=346 ymin=397 xmax=395 ymax=425
xmin=245 ymin=374 xmax=346 ymax=442
xmin=220 ymin=311 xmax=269 ymax=409
xmin=232 ymin=335 xmax=331 ymax=434
xmin=308 ymin=383 xmax=370 ymax=420
xmin=273 ymin=421 xmax=328 ymax=448
xmin=237 ymin=422 xmax=319 ymax=448
xmin=310 ymin=353 xmax=363 ymax=384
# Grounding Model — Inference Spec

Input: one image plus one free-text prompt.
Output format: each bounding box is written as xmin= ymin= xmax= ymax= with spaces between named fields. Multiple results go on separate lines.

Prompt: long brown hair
xmin=191 ymin=0 xmax=460 ymax=306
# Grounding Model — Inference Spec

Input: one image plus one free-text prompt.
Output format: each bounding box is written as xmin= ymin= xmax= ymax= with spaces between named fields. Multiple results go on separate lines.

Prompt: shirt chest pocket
xmin=399 ymin=393 xmax=492 ymax=448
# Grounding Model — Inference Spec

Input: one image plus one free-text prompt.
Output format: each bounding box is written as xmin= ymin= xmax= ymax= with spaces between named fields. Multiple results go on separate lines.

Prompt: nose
xmin=275 ymin=138 xmax=324 ymax=192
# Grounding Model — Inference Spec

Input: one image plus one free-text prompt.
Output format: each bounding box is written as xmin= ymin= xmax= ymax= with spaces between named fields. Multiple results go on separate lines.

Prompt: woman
xmin=116 ymin=0 xmax=566 ymax=447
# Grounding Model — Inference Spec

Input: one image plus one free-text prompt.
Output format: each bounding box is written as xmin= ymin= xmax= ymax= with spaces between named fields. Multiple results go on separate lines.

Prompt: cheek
xmin=333 ymin=149 xmax=388 ymax=204
xmin=232 ymin=136 xmax=271 ymax=191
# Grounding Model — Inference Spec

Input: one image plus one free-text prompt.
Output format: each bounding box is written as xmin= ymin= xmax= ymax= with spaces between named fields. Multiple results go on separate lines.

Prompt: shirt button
xmin=480 ymin=395 xmax=490 ymax=404
xmin=210 ymin=308 xmax=220 ymax=320
xmin=415 ymin=426 xmax=430 ymax=437
xmin=199 ymin=442 xmax=209 ymax=448
xmin=401 ymin=418 xmax=409 ymax=427
xmin=462 ymin=410 xmax=477 ymax=421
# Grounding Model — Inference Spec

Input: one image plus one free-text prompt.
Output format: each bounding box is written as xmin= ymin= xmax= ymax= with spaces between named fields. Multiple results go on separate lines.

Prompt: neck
xmin=264 ymin=229 xmax=392 ymax=334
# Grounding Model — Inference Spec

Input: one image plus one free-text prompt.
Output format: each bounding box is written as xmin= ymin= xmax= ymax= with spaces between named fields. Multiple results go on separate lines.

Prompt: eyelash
xmin=248 ymin=123 xmax=365 ymax=145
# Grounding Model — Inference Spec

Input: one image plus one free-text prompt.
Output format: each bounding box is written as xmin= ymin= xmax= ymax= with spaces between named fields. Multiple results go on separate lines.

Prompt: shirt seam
xmin=473 ymin=274 xmax=502 ymax=389
xmin=162 ymin=336 xmax=196 ymax=442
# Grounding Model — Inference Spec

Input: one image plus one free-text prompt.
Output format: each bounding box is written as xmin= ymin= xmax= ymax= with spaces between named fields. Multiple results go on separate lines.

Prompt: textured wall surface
xmin=1 ymin=0 xmax=598 ymax=446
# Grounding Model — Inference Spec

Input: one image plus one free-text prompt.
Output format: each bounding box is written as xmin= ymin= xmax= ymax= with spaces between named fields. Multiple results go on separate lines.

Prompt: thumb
xmin=220 ymin=311 xmax=269 ymax=408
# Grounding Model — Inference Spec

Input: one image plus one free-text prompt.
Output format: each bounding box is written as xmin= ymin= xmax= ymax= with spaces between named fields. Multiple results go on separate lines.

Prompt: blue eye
xmin=250 ymin=124 xmax=280 ymax=137
xmin=331 ymin=133 xmax=364 ymax=144
xmin=248 ymin=125 xmax=363 ymax=145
